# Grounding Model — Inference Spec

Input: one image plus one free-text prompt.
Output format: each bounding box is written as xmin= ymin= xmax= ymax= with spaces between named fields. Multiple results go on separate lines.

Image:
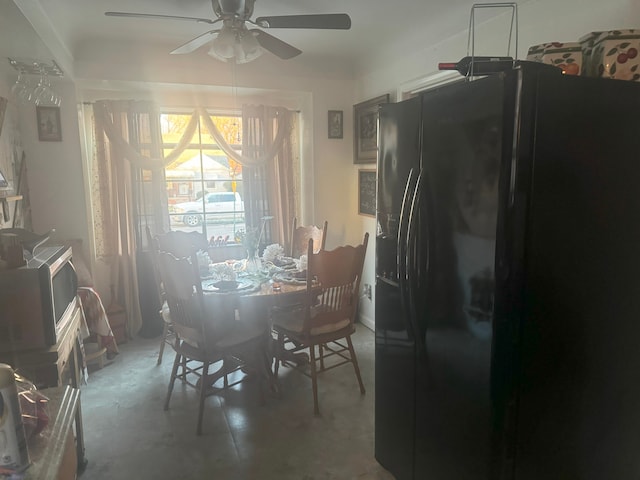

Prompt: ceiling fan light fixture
xmin=208 ymin=26 xmax=263 ymax=63
xmin=208 ymin=27 xmax=236 ymax=60
xmin=237 ymin=30 xmax=262 ymax=63
xmin=233 ymin=44 xmax=263 ymax=64
xmin=208 ymin=42 xmax=233 ymax=61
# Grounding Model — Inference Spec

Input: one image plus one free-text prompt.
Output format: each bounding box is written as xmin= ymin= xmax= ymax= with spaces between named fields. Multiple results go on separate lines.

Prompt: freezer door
xmin=514 ymin=71 xmax=640 ymax=479
xmin=375 ymin=96 xmax=422 ymax=479
xmin=376 ymin=96 xmax=422 ymax=283
xmin=414 ymin=76 xmax=506 ymax=479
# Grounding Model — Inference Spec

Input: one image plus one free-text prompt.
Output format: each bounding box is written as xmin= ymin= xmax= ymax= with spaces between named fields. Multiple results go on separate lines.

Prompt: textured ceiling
xmin=2 ymin=0 xmax=478 ymax=78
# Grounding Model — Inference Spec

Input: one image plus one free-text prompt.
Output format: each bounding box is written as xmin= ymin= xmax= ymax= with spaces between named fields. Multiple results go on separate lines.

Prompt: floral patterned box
xmin=590 ymin=29 xmax=640 ymax=81
xmin=526 ymin=42 xmax=582 ymax=75
xmin=526 ymin=43 xmax=552 ymax=62
xmin=542 ymin=42 xmax=582 ymax=75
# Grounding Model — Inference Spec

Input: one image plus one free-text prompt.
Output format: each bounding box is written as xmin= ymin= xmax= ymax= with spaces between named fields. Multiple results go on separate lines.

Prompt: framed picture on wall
xmin=328 ymin=110 xmax=343 ymax=139
xmin=353 ymin=94 xmax=389 ymax=164
xmin=358 ymin=169 xmax=376 ymax=217
xmin=36 ymin=106 xmax=62 ymax=142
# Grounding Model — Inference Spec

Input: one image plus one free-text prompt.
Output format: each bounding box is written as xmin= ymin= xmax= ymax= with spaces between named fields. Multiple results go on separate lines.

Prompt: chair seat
xmin=272 ymin=304 xmax=351 ymax=336
xmin=176 ymin=339 xmax=223 ymax=365
xmin=177 ymin=321 xmax=266 ymax=355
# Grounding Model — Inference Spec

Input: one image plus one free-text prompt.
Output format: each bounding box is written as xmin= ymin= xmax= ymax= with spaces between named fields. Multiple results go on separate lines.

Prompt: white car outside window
xmin=171 ymin=192 xmax=244 ymax=226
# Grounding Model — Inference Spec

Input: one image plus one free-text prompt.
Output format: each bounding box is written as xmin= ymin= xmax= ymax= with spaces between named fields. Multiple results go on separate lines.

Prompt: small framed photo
xmin=353 ymin=94 xmax=389 ymax=164
xmin=36 ymin=106 xmax=62 ymax=142
xmin=328 ymin=110 xmax=343 ymax=139
xmin=358 ymin=169 xmax=376 ymax=217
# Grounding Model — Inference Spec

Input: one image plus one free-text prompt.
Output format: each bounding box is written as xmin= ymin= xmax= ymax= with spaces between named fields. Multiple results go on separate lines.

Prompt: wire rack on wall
xmin=8 ymin=58 xmax=64 ymax=77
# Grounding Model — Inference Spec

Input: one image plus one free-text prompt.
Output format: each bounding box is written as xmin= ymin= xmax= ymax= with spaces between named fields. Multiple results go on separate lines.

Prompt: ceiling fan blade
xmin=170 ymin=29 xmax=220 ymax=55
xmin=105 ymin=11 xmax=218 ymax=25
xmin=255 ymin=14 xmax=351 ymax=30
xmin=252 ymin=30 xmax=302 ymax=60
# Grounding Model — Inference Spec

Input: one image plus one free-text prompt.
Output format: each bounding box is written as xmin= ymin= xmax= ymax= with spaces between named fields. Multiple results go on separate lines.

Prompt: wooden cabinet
xmin=0 ymin=297 xmax=84 ymax=387
xmin=24 ymin=386 xmax=79 ymax=480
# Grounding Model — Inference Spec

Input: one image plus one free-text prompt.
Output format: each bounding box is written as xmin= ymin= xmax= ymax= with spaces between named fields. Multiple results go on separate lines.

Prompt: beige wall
xmin=3 ymin=0 xmax=638 ymax=326
xmin=16 ymin=81 xmax=88 ymax=242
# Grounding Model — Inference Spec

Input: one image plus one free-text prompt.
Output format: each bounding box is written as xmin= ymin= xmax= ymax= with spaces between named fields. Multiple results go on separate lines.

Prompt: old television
xmin=0 ymin=245 xmax=79 ymax=350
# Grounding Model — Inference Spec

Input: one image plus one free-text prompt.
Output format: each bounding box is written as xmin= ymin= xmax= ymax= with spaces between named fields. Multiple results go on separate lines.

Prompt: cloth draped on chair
xmin=77 ymin=287 xmax=119 ymax=356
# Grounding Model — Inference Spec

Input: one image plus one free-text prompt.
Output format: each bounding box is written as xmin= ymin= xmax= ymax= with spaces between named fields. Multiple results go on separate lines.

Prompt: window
xmin=161 ymin=112 xmax=245 ymax=244
xmin=130 ymin=105 xmax=299 ymax=251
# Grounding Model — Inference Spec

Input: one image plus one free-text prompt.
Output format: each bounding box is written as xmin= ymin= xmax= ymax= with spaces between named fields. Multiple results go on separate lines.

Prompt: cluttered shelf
xmin=0 ymin=385 xmax=79 ymax=480
xmin=0 ymin=291 xmax=87 ymax=478
xmin=24 ymin=385 xmax=80 ymax=480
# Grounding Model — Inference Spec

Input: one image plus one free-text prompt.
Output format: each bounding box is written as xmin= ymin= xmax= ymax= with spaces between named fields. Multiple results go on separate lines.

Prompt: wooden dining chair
xmin=157 ymin=250 xmax=274 ymax=435
xmin=148 ymin=229 xmax=210 ymax=365
xmin=289 ymin=217 xmax=328 ymax=258
xmin=272 ymin=232 xmax=369 ymax=415
xmin=145 ymin=227 xmax=171 ymax=365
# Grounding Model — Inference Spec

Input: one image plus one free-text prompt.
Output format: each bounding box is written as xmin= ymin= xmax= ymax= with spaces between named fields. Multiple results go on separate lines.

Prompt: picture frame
xmin=328 ymin=110 xmax=343 ymax=139
xmin=358 ymin=169 xmax=376 ymax=217
xmin=353 ymin=94 xmax=389 ymax=164
xmin=36 ymin=106 xmax=62 ymax=142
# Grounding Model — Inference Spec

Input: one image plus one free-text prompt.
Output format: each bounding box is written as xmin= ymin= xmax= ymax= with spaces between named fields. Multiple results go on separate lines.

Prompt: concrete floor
xmin=80 ymin=325 xmax=395 ymax=480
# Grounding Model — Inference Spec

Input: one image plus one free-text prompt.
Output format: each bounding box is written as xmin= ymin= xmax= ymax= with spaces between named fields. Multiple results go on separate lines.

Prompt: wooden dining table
xmin=199 ymin=258 xmax=311 ymax=388
xmin=201 ymin=262 xmax=309 ymax=314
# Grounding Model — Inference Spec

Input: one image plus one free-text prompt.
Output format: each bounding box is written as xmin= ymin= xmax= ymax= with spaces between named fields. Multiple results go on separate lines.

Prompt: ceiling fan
xmin=105 ymin=0 xmax=351 ymax=63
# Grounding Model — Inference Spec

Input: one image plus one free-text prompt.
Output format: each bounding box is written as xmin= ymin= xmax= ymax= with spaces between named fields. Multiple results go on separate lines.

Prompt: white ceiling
xmin=1 ymin=0 xmax=478 ymax=80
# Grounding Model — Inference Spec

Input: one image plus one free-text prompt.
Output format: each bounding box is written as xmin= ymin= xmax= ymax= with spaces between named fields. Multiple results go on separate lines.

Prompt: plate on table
xmin=201 ymin=278 xmax=258 ymax=293
xmin=273 ymin=257 xmax=296 ymax=269
xmin=272 ymin=271 xmax=307 ymax=285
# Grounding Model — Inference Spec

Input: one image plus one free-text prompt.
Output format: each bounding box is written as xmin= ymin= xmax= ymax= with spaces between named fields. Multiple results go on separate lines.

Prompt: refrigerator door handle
xmin=406 ymin=169 xmax=423 ymax=282
xmin=398 ymin=168 xmax=417 ymax=337
xmin=398 ymin=168 xmax=416 ymax=285
xmin=406 ymin=168 xmax=428 ymax=356
xmin=408 ymin=169 xmax=430 ymax=360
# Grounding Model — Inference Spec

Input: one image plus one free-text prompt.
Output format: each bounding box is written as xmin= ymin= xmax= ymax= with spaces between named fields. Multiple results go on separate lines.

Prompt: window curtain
xmin=91 ymin=101 xmax=159 ymax=337
xmin=90 ymin=102 xmax=200 ymax=338
xmin=240 ymin=105 xmax=298 ymax=248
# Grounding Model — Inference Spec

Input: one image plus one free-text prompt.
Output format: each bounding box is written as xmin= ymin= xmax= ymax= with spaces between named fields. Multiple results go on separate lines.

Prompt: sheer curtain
xmin=88 ymin=102 xmax=299 ymax=338
xmin=241 ymin=105 xmax=298 ymax=247
xmin=91 ymin=100 xmax=165 ymax=337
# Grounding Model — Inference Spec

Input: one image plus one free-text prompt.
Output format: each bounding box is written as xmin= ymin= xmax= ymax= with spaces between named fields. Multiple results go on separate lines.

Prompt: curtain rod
xmin=82 ymin=101 xmax=300 ymax=112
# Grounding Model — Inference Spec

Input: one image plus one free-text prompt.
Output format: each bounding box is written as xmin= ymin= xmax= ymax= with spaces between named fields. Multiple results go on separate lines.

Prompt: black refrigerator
xmin=375 ymin=62 xmax=640 ymax=479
